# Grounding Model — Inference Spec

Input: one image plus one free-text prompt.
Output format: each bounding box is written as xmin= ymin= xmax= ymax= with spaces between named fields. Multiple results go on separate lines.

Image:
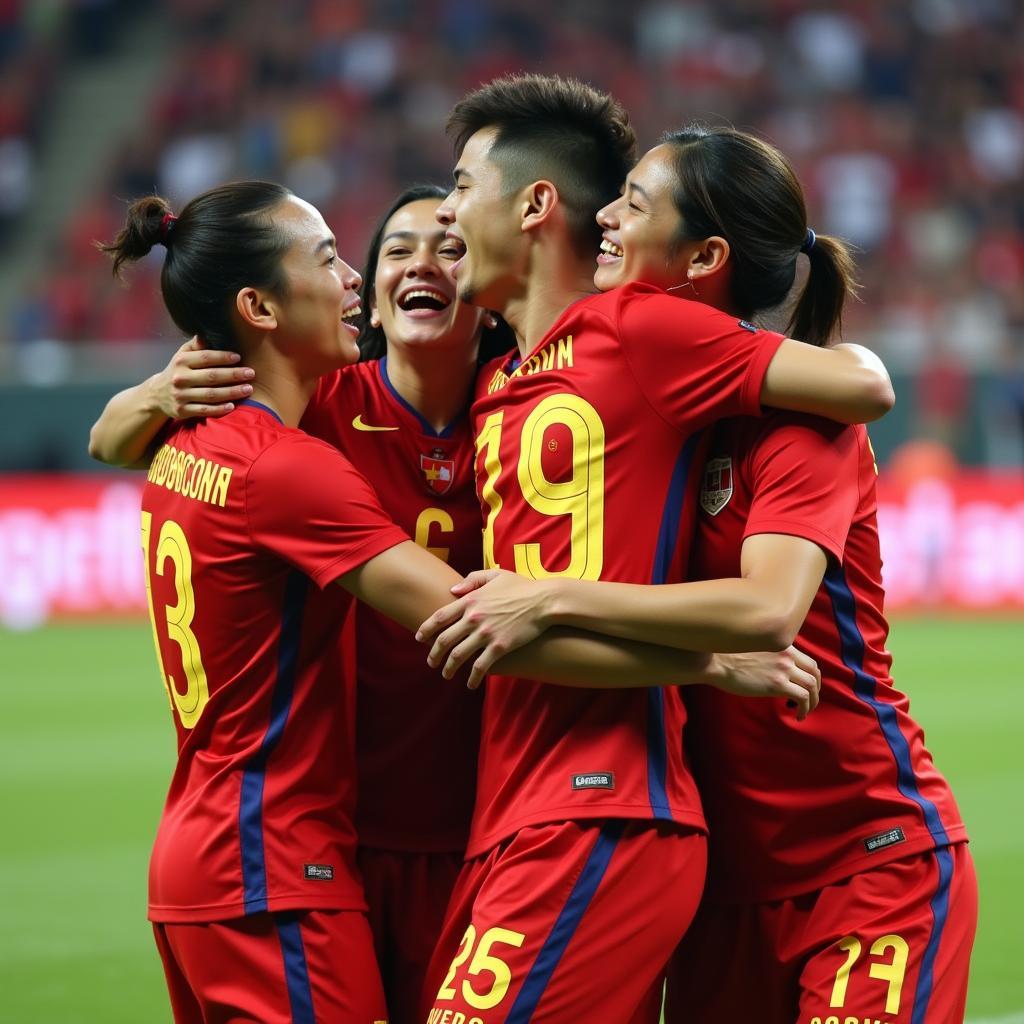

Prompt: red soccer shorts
xmin=152 ymin=909 xmax=388 ymax=1024
xmin=665 ymin=842 xmax=977 ymax=1024
xmin=421 ymin=819 xmax=706 ymax=1024
xmin=358 ymin=847 xmax=464 ymax=1024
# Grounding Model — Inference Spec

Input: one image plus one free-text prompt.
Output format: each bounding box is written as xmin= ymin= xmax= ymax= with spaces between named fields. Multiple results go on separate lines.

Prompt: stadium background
xmin=0 ymin=1 xmax=1020 ymax=1020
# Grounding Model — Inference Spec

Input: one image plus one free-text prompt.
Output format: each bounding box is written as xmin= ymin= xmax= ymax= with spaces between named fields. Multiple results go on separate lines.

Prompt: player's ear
xmin=687 ymin=235 xmax=731 ymax=282
xmin=520 ymin=180 xmax=558 ymax=234
xmin=235 ymin=286 xmax=278 ymax=333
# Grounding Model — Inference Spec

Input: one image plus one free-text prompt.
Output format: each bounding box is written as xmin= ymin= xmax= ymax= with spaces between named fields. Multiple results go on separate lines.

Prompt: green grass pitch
xmin=1 ymin=619 xmax=1021 ymax=1021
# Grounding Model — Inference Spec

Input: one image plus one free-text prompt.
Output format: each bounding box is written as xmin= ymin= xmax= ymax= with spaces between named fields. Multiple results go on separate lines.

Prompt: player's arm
xmin=760 ymin=340 xmax=894 ymax=424
xmin=338 ymin=540 xmax=818 ymax=715
xmin=418 ymin=534 xmax=825 ymax=672
xmin=87 ymin=338 xmax=252 ymax=468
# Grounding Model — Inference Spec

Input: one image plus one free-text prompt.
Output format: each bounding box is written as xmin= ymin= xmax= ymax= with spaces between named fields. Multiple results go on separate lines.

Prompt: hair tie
xmin=159 ymin=212 xmax=178 ymax=246
xmin=800 ymin=227 xmax=816 ymax=254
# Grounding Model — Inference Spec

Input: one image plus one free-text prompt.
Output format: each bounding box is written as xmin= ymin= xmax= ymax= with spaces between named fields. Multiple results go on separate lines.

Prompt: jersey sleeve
xmin=614 ymin=288 xmax=785 ymax=432
xmin=245 ymin=432 xmax=409 ymax=588
xmin=743 ymin=415 xmax=860 ymax=561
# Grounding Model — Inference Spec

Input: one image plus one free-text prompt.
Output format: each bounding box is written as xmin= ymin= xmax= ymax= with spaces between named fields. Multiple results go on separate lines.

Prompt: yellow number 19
xmin=476 ymin=394 xmax=605 ymax=580
xmin=141 ymin=511 xmax=210 ymax=729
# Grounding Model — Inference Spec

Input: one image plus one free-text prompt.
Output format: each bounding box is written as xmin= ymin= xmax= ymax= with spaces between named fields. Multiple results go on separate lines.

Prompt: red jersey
xmin=467 ymin=284 xmax=785 ymax=857
xmin=301 ymin=358 xmax=483 ymax=852
xmin=141 ymin=401 xmax=407 ymax=922
xmin=686 ymin=412 xmax=968 ymax=903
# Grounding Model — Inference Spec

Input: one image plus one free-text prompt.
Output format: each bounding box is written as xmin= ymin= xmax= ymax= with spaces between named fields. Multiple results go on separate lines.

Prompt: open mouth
xmin=341 ymin=302 xmax=362 ymax=334
xmin=597 ymin=239 xmax=624 ymax=265
xmin=397 ymin=288 xmax=452 ymax=316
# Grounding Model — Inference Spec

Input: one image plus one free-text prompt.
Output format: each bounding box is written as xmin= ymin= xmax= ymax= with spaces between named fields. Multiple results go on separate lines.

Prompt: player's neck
xmin=244 ymin=359 xmax=319 ymax=428
xmin=384 ymin=342 xmax=477 ymax=432
xmin=503 ymin=248 xmax=596 ymax=358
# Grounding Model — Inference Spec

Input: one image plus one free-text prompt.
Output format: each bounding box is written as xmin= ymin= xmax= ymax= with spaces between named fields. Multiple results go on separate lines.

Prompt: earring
xmin=484 ymin=312 xmax=498 ymax=329
xmin=666 ymin=273 xmax=700 ymax=297
xmin=370 ymin=315 xmax=381 ymax=328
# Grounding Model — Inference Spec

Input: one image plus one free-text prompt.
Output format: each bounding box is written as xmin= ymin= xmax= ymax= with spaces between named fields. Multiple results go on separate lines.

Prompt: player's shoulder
xmin=748 ymin=410 xmax=863 ymax=468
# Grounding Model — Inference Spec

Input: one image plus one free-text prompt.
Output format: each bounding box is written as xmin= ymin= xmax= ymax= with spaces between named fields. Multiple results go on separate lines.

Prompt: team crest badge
xmin=420 ymin=448 xmax=455 ymax=496
xmin=700 ymin=457 xmax=733 ymax=516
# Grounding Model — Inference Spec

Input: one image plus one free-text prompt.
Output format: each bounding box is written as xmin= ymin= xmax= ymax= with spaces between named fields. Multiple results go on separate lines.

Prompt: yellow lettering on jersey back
xmin=146 ymin=443 xmax=234 ymax=508
xmin=486 ymin=336 xmax=574 ymax=394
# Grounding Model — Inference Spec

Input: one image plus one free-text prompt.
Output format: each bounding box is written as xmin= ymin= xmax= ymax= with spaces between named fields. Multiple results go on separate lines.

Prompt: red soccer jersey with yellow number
xmin=466 ymin=284 xmax=786 ymax=857
xmin=141 ymin=401 xmax=407 ymax=922
xmin=301 ymin=358 xmax=484 ymax=852
xmin=686 ymin=412 xmax=968 ymax=903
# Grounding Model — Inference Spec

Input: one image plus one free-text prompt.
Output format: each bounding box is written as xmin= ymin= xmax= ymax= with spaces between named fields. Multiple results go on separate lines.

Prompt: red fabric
xmin=422 ymin=821 xmax=706 ymax=1024
xmin=358 ymin=847 xmax=464 ymax=1024
xmin=466 ymin=285 xmax=783 ymax=857
xmin=300 ymin=359 xmax=484 ymax=853
xmin=153 ymin=909 xmax=388 ymax=1023
xmin=143 ymin=404 xmax=407 ymax=922
xmin=686 ymin=414 xmax=968 ymax=902
xmin=665 ymin=844 xmax=977 ymax=1024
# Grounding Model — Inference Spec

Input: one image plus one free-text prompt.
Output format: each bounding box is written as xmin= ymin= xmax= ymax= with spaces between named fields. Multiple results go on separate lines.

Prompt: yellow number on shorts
xmin=437 ymin=924 xmax=477 ymax=1002
xmin=141 ymin=511 xmax=210 ymax=729
xmin=829 ymin=937 xmax=862 ymax=1007
xmin=435 ymin=923 xmax=526 ymax=1011
xmin=477 ymin=395 xmax=605 ymax=580
xmin=829 ymin=933 xmax=909 ymax=1015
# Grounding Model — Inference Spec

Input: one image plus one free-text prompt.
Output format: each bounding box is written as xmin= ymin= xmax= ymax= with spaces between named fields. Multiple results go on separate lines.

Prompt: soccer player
xmin=412 ymin=75 xmax=896 ymax=1022
xmin=95 ymin=180 xmax=811 ymax=1023
xmin=420 ymin=125 xmax=976 ymax=1022
xmin=300 ymin=185 xmax=513 ymax=1024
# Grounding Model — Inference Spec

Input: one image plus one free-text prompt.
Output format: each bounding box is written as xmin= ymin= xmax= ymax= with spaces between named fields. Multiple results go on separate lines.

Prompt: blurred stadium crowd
xmin=1 ymin=0 xmax=1023 ymax=459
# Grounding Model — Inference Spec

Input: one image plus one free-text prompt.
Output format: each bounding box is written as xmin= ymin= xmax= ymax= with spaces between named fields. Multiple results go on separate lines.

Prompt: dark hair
xmin=447 ymin=73 xmax=637 ymax=259
xmin=357 ymin=183 xmax=515 ymax=364
xmin=99 ymin=181 xmax=294 ymax=351
xmin=660 ymin=125 xmax=859 ymax=346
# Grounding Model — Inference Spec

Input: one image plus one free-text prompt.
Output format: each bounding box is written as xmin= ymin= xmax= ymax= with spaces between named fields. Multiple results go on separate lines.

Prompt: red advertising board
xmin=0 ymin=472 xmax=1022 ymax=627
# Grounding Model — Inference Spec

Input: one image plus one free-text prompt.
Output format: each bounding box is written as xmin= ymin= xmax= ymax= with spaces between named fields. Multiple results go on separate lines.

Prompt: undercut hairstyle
xmin=447 ymin=74 xmax=637 ymax=258
xmin=357 ymin=184 xmax=515 ymax=364
xmin=98 ymin=181 xmax=294 ymax=352
xmin=661 ymin=124 xmax=860 ymax=346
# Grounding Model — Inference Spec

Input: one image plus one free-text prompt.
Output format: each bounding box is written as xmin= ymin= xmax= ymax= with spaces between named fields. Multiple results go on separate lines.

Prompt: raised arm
xmin=760 ymin=340 xmax=894 ymax=424
xmin=338 ymin=539 xmax=818 ymax=716
xmin=88 ymin=339 xmax=253 ymax=468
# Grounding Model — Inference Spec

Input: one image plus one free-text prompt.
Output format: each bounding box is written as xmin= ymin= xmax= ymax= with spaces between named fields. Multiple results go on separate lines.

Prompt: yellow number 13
xmin=141 ymin=511 xmax=210 ymax=729
xmin=476 ymin=394 xmax=605 ymax=580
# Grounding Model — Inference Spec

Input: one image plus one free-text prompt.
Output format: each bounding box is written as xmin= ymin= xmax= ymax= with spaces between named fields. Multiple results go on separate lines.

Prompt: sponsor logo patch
xmin=421 ymin=448 xmax=455 ymax=496
xmin=304 ymin=863 xmax=334 ymax=881
xmin=863 ymin=827 xmax=906 ymax=853
xmin=572 ymin=772 xmax=615 ymax=791
xmin=700 ymin=456 xmax=733 ymax=517
xmin=738 ymin=319 xmax=758 ymax=332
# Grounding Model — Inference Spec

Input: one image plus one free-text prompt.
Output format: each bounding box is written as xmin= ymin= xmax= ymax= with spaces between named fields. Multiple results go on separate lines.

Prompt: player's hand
xmin=153 ymin=337 xmax=255 ymax=419
xmin=706 ymin=646 xmax=821 ymax=720
xmin=416 ymin=570 xmax=555 ymax=690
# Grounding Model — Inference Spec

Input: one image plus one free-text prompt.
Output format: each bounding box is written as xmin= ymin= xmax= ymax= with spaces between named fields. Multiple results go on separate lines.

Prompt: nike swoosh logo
xmin=352 ymin=414 xmax=399 ymax=432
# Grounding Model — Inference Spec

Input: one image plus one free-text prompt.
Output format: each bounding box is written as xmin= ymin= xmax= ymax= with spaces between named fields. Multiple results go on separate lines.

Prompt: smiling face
xmin=594 ymin=144 xmax=689 ymax=293
xmin=435 ymin=127 xmax=527 ymax=312
xmin=371 ymin=198 xmax=486 ymax=355
xmin=269 ymin=195 xmax=362 ymax=370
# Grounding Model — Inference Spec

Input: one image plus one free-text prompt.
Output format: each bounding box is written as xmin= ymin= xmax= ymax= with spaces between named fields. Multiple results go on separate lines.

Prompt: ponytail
xmin=98 ymin=195 xmax=175 ymax=279
xmin=787 ymin=232 xmax=860 ymax=347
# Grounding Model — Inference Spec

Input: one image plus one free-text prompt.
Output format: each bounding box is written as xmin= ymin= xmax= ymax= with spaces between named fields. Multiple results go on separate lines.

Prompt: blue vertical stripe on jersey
xmin=275 ymin=913 xmax=317 ymax=1024
xmin=644 ymin=432 xmax=701 ymax=819
xmin=910 ymin=846 xmax=954 ymax=1024
xmin=239 ymin=571 xmax=309 ymax=913
xmin=506 ymin=821 xmax=625 ymax=1023
xmin=823 ymin=562 xmax=951 ymax=844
